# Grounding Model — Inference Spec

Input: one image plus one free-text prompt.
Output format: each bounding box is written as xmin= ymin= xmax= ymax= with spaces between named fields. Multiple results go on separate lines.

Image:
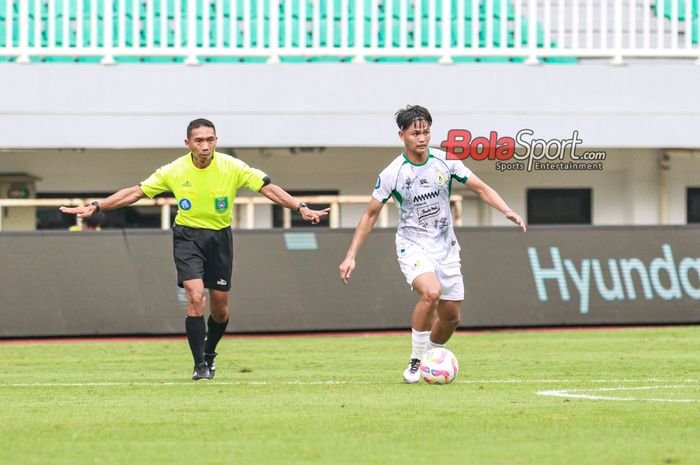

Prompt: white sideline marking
xmin=0 ymin=378 xmax=697 ymax=388
xmin=537 ymin=385 xmax=698 ymax=403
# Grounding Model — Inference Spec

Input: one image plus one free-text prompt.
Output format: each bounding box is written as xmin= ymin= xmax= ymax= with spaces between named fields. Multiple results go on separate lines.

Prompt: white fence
xmin=0 ymin=1 xmax=698 ymax=64
xmin=0 ymin=195 xmax=465 ymax=230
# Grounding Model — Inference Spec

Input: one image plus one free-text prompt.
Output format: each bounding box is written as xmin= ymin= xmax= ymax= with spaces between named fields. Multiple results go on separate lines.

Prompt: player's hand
xmin=339 ymin=257 xmax=355 ymax=284
xmin=59 ymin=205 xmax=96 ymax=218
xmin=505 ymin=210 xmax=526 ymax=232
xmin=300 ymin=207 xmax=331 ymax=225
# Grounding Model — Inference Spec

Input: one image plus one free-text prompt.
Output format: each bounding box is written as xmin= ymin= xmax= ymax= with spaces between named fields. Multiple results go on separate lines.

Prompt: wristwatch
xmin=296 ymin=202 xmax=308 ymax=212
xmin=91 ymin=201 xmax=101 ymax=212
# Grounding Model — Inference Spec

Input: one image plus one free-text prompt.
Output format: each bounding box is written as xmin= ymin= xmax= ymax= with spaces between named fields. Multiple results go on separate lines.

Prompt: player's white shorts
xmin=397 ymin=248 xmax=464 ymax=301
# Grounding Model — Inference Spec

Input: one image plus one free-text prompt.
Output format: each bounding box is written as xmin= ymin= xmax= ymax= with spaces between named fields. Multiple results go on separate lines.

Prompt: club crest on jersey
xmin=435 ymin=171 xmax=448 ymax=186
xmin=214 ymin=197 xmax=229 ymax=213
xmin=178 ymin=198 xmax=192 ymax=210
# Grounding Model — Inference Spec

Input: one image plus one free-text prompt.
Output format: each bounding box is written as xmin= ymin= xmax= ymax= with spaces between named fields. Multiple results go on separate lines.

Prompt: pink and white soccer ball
xmin=420 ymin=348 xmax=459 ymax=384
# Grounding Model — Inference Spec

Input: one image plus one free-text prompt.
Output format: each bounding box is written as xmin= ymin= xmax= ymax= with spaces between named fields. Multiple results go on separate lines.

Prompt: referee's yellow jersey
xmin=140 ymin=152 xmax=267 ymax=230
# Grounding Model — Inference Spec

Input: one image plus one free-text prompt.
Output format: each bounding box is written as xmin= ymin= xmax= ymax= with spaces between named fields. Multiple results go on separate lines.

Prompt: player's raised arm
xmin=339 ymin=197 xmax=384 ymax=284
xmin=465 ymin=174 xmax=527 ymax=232
xmin=59 ymin=185 xmax=147 ymax=218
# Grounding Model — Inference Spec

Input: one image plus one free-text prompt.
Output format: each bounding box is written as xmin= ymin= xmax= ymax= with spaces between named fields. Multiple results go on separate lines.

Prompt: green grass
xmin=0 ymin=327 xmax=698 ymax=465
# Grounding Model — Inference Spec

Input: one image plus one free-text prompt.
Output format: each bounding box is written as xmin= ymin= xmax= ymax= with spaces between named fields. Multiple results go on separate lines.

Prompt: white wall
xmin=2 ymin=62 xmax=700 ymax=149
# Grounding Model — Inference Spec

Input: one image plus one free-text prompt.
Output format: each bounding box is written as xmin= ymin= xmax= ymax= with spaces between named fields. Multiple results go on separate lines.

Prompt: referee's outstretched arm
xmin=59 ymin=185 xmax=147 ymax=218
xmin=259 ymin=183 xmax=330 ymax=225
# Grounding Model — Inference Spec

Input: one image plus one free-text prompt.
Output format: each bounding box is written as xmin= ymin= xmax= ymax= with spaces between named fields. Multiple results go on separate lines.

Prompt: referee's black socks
xmin=185 ymin=316 xmax=206 ymax=365
xmin=204 ymin=315 xmax=229 ymax=355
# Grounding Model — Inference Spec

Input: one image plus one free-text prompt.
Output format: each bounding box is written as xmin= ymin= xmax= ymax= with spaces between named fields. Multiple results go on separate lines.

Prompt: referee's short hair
xmin=187 ymin=118 xmax=216 ymax=139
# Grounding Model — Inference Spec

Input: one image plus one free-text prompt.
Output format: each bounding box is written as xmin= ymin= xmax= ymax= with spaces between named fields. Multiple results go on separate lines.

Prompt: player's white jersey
xmin=372 ymin=148 xmax=472 ymax=260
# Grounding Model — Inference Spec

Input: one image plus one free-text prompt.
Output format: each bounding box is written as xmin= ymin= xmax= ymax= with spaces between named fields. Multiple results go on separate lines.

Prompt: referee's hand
xmin=300 ymin=206 xmax=330 ymax=225
xmin=59 ymin=205 xmax=97 ymax=218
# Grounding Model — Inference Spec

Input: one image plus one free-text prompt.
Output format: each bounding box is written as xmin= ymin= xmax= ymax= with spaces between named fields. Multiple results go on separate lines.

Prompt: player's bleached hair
xmin=187 ymin=118 xmax=216 ymax=139
xmin=395 ymin=105 xmax=432 ymax=131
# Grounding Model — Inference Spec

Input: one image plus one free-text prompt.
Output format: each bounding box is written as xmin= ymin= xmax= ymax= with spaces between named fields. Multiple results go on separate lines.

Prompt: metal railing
xmin=1 ymin=1 xmax=698 ymax=64
xmin=0 ymin=194 xmax=464 ymax=231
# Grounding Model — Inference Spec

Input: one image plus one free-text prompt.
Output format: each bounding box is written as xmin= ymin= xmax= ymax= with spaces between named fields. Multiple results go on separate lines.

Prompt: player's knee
xmin=210 ymin=306 xmax=229 ymax=322
xmin=420 ymin=289 xmax=441 ymax=306
xmin=187 ymin=290 xmax=206 ymax=308
xmin=444 ymin=313 xmax=460 ymax=328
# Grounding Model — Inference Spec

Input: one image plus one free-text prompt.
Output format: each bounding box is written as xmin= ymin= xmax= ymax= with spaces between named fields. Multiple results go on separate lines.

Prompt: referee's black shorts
xmin=172 ymin=224 xmax=233 ymax=291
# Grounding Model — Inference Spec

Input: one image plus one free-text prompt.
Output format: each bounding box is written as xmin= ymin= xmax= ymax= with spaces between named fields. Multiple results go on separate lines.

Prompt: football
xmin=420 ymin=347 xmax=459 ymax=384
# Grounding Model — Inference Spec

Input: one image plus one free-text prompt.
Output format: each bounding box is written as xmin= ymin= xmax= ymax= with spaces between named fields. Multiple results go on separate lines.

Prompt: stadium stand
xmin=9 ymin=1 xmax=697 ymax=64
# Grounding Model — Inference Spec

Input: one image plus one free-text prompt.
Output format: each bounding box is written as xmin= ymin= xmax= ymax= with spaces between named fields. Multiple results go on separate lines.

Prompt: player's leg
xmin=397 ymin=250 xmax=439 ymax=383
xmin=204 ymin=290 xmax=230 ymax=378
xmin=426 ymin=261 xmax=464 ymax=351
xmin=183 ymin=278 xmax=211 ymax=380
xmin=173 ymin=225 xmax=211 ymax=380
xmin=201 ymin=226 xmax=233 ymax=378
xmin=411 ymin=272 xmax=441 ymax=331
xmin=427 ymin=299 xmax=462 ymax=348
xmin=402 ymin=272 xmax=441 ymax=383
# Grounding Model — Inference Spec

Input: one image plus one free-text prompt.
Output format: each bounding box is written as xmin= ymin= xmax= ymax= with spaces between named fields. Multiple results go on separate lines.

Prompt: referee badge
xmin=178 ymin=198 xmax=192 ymax=210
xmin=214 ymin=197 xmax=229 ymax=213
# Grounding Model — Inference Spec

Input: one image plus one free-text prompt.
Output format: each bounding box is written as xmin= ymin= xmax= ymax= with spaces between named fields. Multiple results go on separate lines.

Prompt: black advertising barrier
xmin=460 ymin=226 xmax=700 ymax=326
xmin=0 ymin=226 xmax=698 ymax=337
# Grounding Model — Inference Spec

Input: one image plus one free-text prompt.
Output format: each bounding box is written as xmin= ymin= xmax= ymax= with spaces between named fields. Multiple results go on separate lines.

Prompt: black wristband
xmin=91 ymin=201 xmax=101 ymax=212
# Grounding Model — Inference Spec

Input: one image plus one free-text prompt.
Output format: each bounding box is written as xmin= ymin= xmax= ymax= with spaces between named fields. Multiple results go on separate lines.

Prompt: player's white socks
xmin=425 ymin=338 xmax=445 ymax=352
xmin=410 ymin=329 xmax=431 ymax=360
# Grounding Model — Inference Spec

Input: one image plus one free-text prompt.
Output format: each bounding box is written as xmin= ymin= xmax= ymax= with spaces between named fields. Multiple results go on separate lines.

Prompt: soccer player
xmin=60 ymin=118 xmax=329 ymax=380
xmin=338 ymin=105 xmax=526 ymax=384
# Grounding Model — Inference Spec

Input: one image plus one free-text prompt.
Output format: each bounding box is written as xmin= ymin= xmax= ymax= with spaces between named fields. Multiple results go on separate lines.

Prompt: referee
xmin=60 ymin=118 xmax=329 ymax=380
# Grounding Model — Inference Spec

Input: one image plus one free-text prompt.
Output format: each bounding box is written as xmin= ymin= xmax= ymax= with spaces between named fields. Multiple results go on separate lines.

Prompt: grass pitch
xmin=0 ymin=326 xmax=698 ymax=465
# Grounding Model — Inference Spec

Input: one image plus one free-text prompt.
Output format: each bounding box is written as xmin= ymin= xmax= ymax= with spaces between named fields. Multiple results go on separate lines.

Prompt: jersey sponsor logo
xmin=412 ymin=190 xmax=440 ymax=203
xmin=417 ymin=203 xmax=441 ymax=225
xmin=374 ymin=177 xmax=381 ymax=189
xmin=214 ymin=197 xmax=229 ymax=213
xmin=178 ymin=198 xmax=192 ymax=210
xmin=435 ymin=172 xmax=447 ymax=186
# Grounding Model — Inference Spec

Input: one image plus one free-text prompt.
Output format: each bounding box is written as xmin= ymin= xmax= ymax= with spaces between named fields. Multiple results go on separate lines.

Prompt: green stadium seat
xmin=478 ymin=56 xmax=511 ymax=63
xmin=0 ymin=0 xmax=578 ymax=64
xmin=487 ymin=0 xmax=515 ymax=20
xmin=655 ymin=0 xmax=699 ymax=20
xmin=203 ymin=57 xmax=244 ymax=63
xmin=308 ymin=56 xmax=345 ymax=62
xmin=280 ymin=56 xmax=310 ymax=63
xmin=374 ymin=56 xmax=410 ymax=63
xmin=452 ymin=56 xmax=479 ymax=62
